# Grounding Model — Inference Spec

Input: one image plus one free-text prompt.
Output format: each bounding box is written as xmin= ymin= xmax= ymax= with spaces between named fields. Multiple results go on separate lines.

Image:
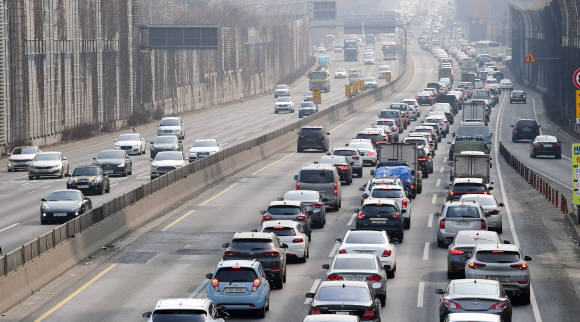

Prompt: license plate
xmin=523 ymin=128 xmax=531 ymax=132
xmin=355 ymin=250 xmax=375 ymax=254
xmin=344 ymin=277 xmax=366 ymax=281
xmin=371 ymin=219 xmax=387 ymax=222
xmin=543 ymin=144 xmax=553 ymax=148
xmin=487 ymin=276 xmax=509 ymax=282
xmin=78 ymin=185 xmax=89 ymax=189
xmin=335 ymin=312 xmax=350 ymax=315
xmin=53 ymin=213 xmax=67 ymax=217
xmin=105 ymin=170 xmax=113 ymax=174
xmin=454 ymin=221 xmax=471 ymax=226
xmin=225 ymin=287 xmax=246 ymax=293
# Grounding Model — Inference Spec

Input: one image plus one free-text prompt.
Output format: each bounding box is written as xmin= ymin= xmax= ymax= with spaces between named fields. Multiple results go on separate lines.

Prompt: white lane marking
xmin=347 ymin=213 xmax=357 ymax=226
xmin=111 ymin=183 xmax=119 ymax=187
xmin=439 ymin=166 xmax=444 ymax=173
xmin=0 ymin=223 xmax=19 ymax=233
xmin=328 ymin=243 xmax=340 ymax=257
xmin=495 ymin=93 xmax=542 ymax=322
xmin=304 ymin=279 xmax=322 ymax=304
xmin=284 ymin=117 xmax=292 ymax=120
xmin=417 ymin=282 xmax=425 ymax=307
xmin=236 ymin=135 xmax=246 ymax=140
xmin=26 ymin=185 xmax=52 ymax=195
xmin=423 ymin=242 xmax=430 ymax=260
xmin=189 ymin=279 xmax=210 ymax=298
xmin=269 ymin=122 xmax=279 ymax=126
xmin=436 ymin=179 xmax=441 ymax=186
xmin=213 ymin=129 xmax=222 ymax=134
xmin=443 ymin=157 xmax=447 ymax=162
xmin=137 ymin=171 xmax=150 ymax=177
xmin=191 ymin=124 xmax=202 ymax=129
xmin=263 ymin=113 xmax=269 ymax=116
xmin=253 ymin=128 xmax=262 ymax=133
xmin=432 ymin=194 xmax=437 ymax=204
xmin=428 ymin=214 xmax=433 ymax=228
xmin=195 ymin=137 xmax=204 ymax=140
xmin=195 ymin=284 xmax=210 ymax=299
xmin=248 ymin=118 xmax=256 ymax=121
xmin=222 ymin=143 xmax=228 ymax=145
xmin=2 ymin=175 xmax=26 ymax=183
xmin=232 ymin=123 xmax=241 ymax=126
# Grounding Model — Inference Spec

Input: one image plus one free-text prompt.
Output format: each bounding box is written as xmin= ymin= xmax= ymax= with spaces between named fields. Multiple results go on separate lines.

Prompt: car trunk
xmin=445 ymin=217 xmax=485 ymax=234
xmin=214 ymin=267 xmax=258 ymax=295
xmin=452 ymin=297 xmax=503 ymax=311
xmin=314 ymin=303 xmax=371 ymax=317
xmin=473 ymin=251 xmax=524 ymax=283
xmin=328 ymin=270 xmax=377 ymax=281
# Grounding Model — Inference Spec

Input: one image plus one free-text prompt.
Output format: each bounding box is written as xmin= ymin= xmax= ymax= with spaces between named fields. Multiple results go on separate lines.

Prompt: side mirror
xmin=114 ymin=139 xmax=117 ymax=142
xmin=538 ymin=125 xmax=541 ymax=128
xmin=281 ymin=243 xmax=289 ymax=249
xmin=434 ymin=212 xmax=440 ymax=216
xmin=251 ymin=228 xmax=258 ymax=232
xmin=350 ymin=162 xmax=355 ymax=165
xmin=335 ymin=238 xmax=343 ymax=243
xmin=488 ymin=187 xmax=494 ymax=191
xmin=359 ymin=187 xmax=364 ymax=191
xmin=322 ymin=264 xmax=330 ymax=269
xmin=260 ymin=210 xmax=266 ymax=215
xmin=178 ymin=140 xmax=182 ymax=143
xmin=188 ymin=145 xmax=193 ymax=148
xmin=498 ymin=203 xmax=505 ymax=207
xmin=452 ymin=133 xmax=456 ymax=137
xmin=510 ymin=125 xmax=514 ymax=127
xmin=308 ymin=211 xmax=314 ymax=216
xmin=143 ymin=312 xmax=152 ymax=318
xmin=354 ymin=208 xmax=360 ymax=213
xmin=401 ymin=209 xmax=407 ymax=214
xmin=294 ymin=175 xmax=298 ymax=180
xmin=370 ymin=170 xmax=375 ymax=176
xmin=524 ymin=256 xmax=532 ymax=261
xmin=327 ymin=132 xmax=330 ymax=135
xmin=345 ymin=144 xmax=349 ymax=147
xmin=435 ymin=289 xmax=445 ymax=295
xmin=92 ymin=157 xmax=97 ymax=160
xmin=411 ymin=170 xmax=415 ymax=176
xmin=222 ymin=243 xmax=230 ymax=248
xmin=84 ymin=197 xmax=90 ymax=200
xmin=306 ymin=293 xmax=315 ymax=298
xmin=41 ymin=198 xmax=46 ymax=201
xmin=503 ymin=240 xmax=511 ymax=244
xmin=362 ymin=193 xmax=368 ymax=199
xmin=150 ymin=141 xmax=154 ymax=144
xmin=313 ymin=161 xmax=318 ymax=164
xmin=205 ymin=273 xmax=213 ymax=279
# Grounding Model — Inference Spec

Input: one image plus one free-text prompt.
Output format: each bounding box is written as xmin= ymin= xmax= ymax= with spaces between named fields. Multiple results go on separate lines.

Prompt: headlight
xmin=52 ymin=164 xmax=61 ymax=169
xmin=114 ymin=143 xmax=119 ymax=147
xmin=67 ymin=179 xmax=74 ymax=184
xmin=92 ymin=178 xmax=101 ymax=184
xmin=150 ymin=163 xmax=158 ymax=170
xmin=72 ymin=204 xmax=81 ymax=211
xmin=42 ymin=203 xmax=50 ymax=211
xmin=117 ymin=163 xmax=125 ymax=167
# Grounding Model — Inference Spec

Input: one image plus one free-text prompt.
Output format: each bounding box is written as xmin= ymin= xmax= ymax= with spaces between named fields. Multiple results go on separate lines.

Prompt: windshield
xmin=362 ymin=204 xmax=396 ymax=216
xmin=160 ymin=119 xmax=180 ymax=126
xmin=349 ymin=73 xmax=360 ymax=78
xmin=446 ymin=206 xmax=480 ymax=218
xmin=276 ymin=85 xmax=288 ymax=89
xmin=333 ymin=258 xmax=377 ymax=270
xmin=154 ymin=152 xmax=183 ymax=161
xmin=336 ymin=69 xmax=345 ymax=73
xmin=379 ymin=67 xmax=391 ymax=71
xmin=345 ymin=233 xmax=386 ymax=244
xmin=34 ymin=154 xmax=60 ymax=161
xmin=379 ymin=111 xmax=398 ymax=118
xmin=475 ymin=251 xmax=520 ymax=263
xmin=97 ymin=151 xmax=124 ymax=159
xmin=376 ymin=120 xmax=394 ymax=126
xmin=268 ymin=206 xmax=301 ymax=216
xmin=214 ymin=267 xmax=258 ymax=283
xmin=155 ymin=137 xmax=177 ymax=144
xmin=333 ymin=150 xmax=358 ymax=157
xmin=365 ymin=77 xmax=376 ymax=82
xmin=277 ymin=97 xmax=292 ymax=102
xmin=151 ymin=310 xmax=207 ymax=322
xmin=193 ymin=141 xmax=217 ymax=147
xmin=453 ymin=283 xmax=497 ymax=296
xmin=72 ymin=167 xmax=100 ymax=176
xmin=356 ymin=134 xmax=381 ymax=141
xmin=317 ymin=286 xmax=370 ymax=302
xmin=47 ymin=191 xmax=82 ymax=201
xmin=456 ymin=233 xmax=500 ymax=245
xmin=12 ymin=147 xmax=37 ymax=154
xmin=300 ymin=102 xmax=315 ymax=108
xmin=263 ymin=227 xmax=296 ymax=236
xmin=310 ymin=72 xmax=327 ymax=79
xmin=404 ymin=138 xmax=427 ymax=146
xmin=390 ymin=104 xmax=406 ymax=110
xmin=118 ymin=134 xmax=139 ymax=141
xmin=370 ymin=189 xmax=404 ymax=198
xmin=299 ymin=169 xmax=334 ymax=183
xmin=349 ymin=142 xmax=373 ymax=150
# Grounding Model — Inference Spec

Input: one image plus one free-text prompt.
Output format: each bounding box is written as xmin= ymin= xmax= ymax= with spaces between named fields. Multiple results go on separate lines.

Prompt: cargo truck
xmin=317 ymin=56 xmax=330 ymax=69
xmin=449 ymin=152 xmax=492 ymax=183
xmin=372 ymin=143 xmax=423 ymax=198
xmin=344 ymin=39 xmax=358 ymax=61
xmin=308 ymin=68 xmax=330 ymax=92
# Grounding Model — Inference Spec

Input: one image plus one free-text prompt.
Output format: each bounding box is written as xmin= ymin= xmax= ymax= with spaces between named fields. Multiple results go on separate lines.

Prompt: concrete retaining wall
xmin=0 ymin=53 xmax=415 ymax=313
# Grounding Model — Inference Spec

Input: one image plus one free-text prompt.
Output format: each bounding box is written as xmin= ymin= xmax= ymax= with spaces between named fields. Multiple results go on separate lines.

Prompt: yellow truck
xmin=308 ymin=68 xmax=330 ymax=92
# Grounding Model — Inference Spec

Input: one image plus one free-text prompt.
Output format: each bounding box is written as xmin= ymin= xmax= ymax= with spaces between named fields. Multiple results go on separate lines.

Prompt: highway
xmin=0 ymin=41 xmax=399 ymax=255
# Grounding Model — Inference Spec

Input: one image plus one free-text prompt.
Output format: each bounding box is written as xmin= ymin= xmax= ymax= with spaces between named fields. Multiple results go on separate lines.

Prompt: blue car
xmin=206 ymin=260 xmax=271 ymax=318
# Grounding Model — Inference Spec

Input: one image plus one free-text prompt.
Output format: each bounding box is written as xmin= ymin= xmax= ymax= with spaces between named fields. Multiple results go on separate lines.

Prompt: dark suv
xmin=297 ymin=126 xmax=329 ymax=152
xmin=510 ymin=90 xmax=527 ymax=104
xmin=354 ymin=199 xmax=405 ymax=242
xmin=222 ymin=232 xmax=288 ymax=289
xmin=260 ymin=200 xmax=313 ymax=240
xmin=511 ymin=118 xmax=540 ymax=142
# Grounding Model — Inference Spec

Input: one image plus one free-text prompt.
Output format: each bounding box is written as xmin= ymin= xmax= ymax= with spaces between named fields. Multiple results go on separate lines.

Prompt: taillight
xmin=392 ymin=127 xmax=397 ymax=130
xmin=450 ymin=191 xmax=455 ymax=195
xmin=224 ymin=250 xmax=240 ymax=256
xmin=328 ymin=274 xmax=343 ymax=281
xmin=311 ymin=203 xmax=323 ymax=208
xmin=334 ymin=182 xmax=338 ymax=195
xmin=293 ymin=238 xmax=304 ymax=243
xmin=468 ymin=262 xmax=486 ymax=269
xmin=429 ymin=96 xmax=432 ymax=99
xmin=511 ymin=263 xmax=528 ymax=270
xmin=296 ymin=182 xmax=300 ymax=190
xmin=352 ymin=156 xmax=360 ymax=160
xmin=263 ymin=214 xmax=272 ymax=221
xmin=367 ymin=274 xmax=381 ymax=281
xmin=263 ymin=250 xmax=280 ymax=256
xmin=338 ymin=249 xmax=347 ymax=254
xmin=510 ymin=95 xmax=513 ymax=98
xmin=439 ymin=218 xmax=446 ymax=229
xmin=554 ymin=142 xmax=561 ymax=146
xmin=312 ymin=307 xmax=322 ymax=314
xmin=382 ymin=250 xmax=392 ymax=257
xmin=299 ymin=135 xmax=305 ymax=138
xmin=428 ymin=155 xmax=432 ymax=159
xmin=489 ymin=300 xmax=508 ymax=310
xmin=480 ymin=219 xmax=487 ymax=230
xmin=318 ymin=135 xmax=325 ymax=138
xmin=252 ymin=278 xmax=261 ymax=292
xmin=297 ymin=215 xmax=306 ymax=221
xmin=514 ymin=127 xmax=518 ymax=133
xmin=402 ymin=198 xmax=408 ymax=208
xmin=444 ymin=300 xmax=463 ymax=309
xmin=523 ymin=95 xmax=526 ymax=98
xmin=450 ymin=249 xmax=465 ymax=254
xmin=392 ymin=213 xmax=401 ymax=219
xmin=358 ymin=213 xmax=366 ymax=219
xmin=416 ymin=96 xmax=420 ymax=99
xmin=488 ymin=210 xmax=499 ymax=215
xmin=418 ymin=157 xmax=426 ymax=161
xmin=534 ymin=143 xmax=542 ymax=146
xmin=211 ymin=278 xmax=220 ymax=292
xmin=367 ymin=151 xmax=375 ymax=156
xmin=375 ymin=141 xmax=382 ymax=144
xmin=337 ymin=165 xmax=349 ymax=171
xmin=362 ymin=308 xmax=375 ymax=319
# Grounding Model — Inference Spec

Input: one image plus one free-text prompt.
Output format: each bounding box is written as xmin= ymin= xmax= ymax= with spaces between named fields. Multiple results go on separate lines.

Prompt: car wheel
xmin=299 ymin=251 xmax=307 ymax=263
xmin=273 ymin=277 xmax=283 ymax=289
xmin=106 ymin=183 xmax=111 ymax=193
xmin=379 ymin=295 xmax=386 ymax=307
xmin=59 ymin=167 xmax=64 ymax=178
xmin=496 ymin=224 xmax=503 ymax=234
xmin=29 ymin=176 xmax=34 ymax=180
xmin=297 ymin=146 xmax=303 ymax=153
xmin=344 ymin=176 xmax=351 ymax=186
xmin=275 ymin=110 xmax=279 ymax=114
xmin=531 ymin=151 xmax=536 ymax=158
xmin=333 ymin=203 xmax=339 ymax=212
xmin=447 ymin=271 xmax=457 ymax=279
xmin=308 ymin=232 xmax=312 ymax=242
xmin=357 ymin=168 xmax=363 ymax=178
xmin=150 ymin=176 xmax=155 ymax=181
xmin=256 ymin=304 xmax=266 ymax=319
xmin=523 ymin=100 xmax=527 ymax=104
xmin=556 ymin=153 xmax=561 ymax=159
xmin=40 ymin=219 xmax=48 ymax=225
xmin=98 ymin=185 xmax=104 ymax=195
xmin=510 ymin=100 xmax=513 ymax=104
xmin=423 ymin=171 xmax=429 ymax=178
xmin=429 ymin=167 xmax=434 ymax=173
xmin=7 ymin=169 xmax=12 ymax=172
xmin=386 ymin=266 xmax=395 ymax=279
xmin=437 ymin=237 xmax=447 ymax=248
xmin=512 ymin=136 xmax=517 ymax=142
xmin=521 ymin=290 xmax=531 ymax=305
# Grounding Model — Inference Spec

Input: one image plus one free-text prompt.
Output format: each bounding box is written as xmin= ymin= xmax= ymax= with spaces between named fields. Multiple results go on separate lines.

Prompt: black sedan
xmin=40 ymin=190 xmax=92 ymax=224
xmin=93 ymin=150 xmax=132 ymax=176
xmin=306 ymin=281 xmax=382 ymax=322
xmin=530 ymin=135 xmax=561 ymax=159
xmin=66 ymin=165 xmax=111 ymax=195
xmin=435 ymin=279 xmax=512 ymax=322
xmin=509 ymin=90 xmax=526 ymax=104
xmin=150 ymin=136 xmax=183 ymax=159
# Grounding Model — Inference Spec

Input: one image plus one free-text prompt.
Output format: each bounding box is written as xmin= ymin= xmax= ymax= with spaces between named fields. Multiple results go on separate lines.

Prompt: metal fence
xmin=509 ymin=0 xmax=580 ymax=131
xmin=0 ymin=49 xmax=408 ymax=278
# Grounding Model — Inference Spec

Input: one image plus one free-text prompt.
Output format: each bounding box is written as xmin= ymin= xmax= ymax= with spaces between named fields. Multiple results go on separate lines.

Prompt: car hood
xmin=151 ymin=160 xmax=185 ymax=167
xmin=95 ymin=158 xmax=124 ymax=165
xmin=9 ymin=154 xmax=36 ymax=161
xmin=70 ymin=175 xmax=100 ymax=183
xmin=152 ymin=144 xmax=177 ymax=150
xmin=116 ymin=140 xmax=141 ymax=146
xmin=159 ymin=126 xmax=180 ymax=131
xmin=276 ymin=101 xmax=293 ymax=105
xmin=43 ymin=200 xmax=82 ymax=211
xmin=189 ymin=147 xmax=219 ymax=153
xmin=31 ymin=160 xmax=62 ymax=167
xmin=366 ymin=81 xmax=377 ymax=85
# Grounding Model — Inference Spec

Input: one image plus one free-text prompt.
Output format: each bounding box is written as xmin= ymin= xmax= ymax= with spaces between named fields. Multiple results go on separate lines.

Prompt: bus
xmin=487 ymin=42 xmax=501 ymax=60
xmin=382 ymin=42 xmax=397 ymax=60
xmin=324 ymin=35 xmax=335 ymax=50
xmin=475 ymin=40 xmax=491 ymax=56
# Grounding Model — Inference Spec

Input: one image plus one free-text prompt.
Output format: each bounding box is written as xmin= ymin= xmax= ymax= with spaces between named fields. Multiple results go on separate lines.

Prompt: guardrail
xmin=499 ymin=142 xmax=569 ymax=214
xmin=0 ymin=52 xmax=409 ymax=281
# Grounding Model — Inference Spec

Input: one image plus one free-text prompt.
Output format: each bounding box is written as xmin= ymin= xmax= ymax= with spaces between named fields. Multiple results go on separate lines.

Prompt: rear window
xmin=370 ymin=189 xmax=404 ymax=198
xmin=267 ymin=206 xmax=301 ymax=216
xmin=452 ymin=183 xmax=485 ymax=192
xmin=231 ymin=239 xmax=273 ymax=250
xmin=517 ymin=120 xmax=537 ymax=127
xmin=390 ymin=104 xmax=407 ymax=111
xmin=263 ymin=227 xmax=296 ymax=236
xmin=453 ymin=283 xmax=497 ymax=295
xmin=356 ymin=134 xmax=381 ymax=141
xmin=379 ymin=111 xmax=399 ymax=118
xmin=362 ymin=204 xmax=397 ymax=216
xmin=376 ymin=120 xmax=394 ymax=126
xmin=299 ymin=169 xmax=335 ymax=184
xmin=445 ymin=206 xmax=480 ymax=218
xmin=333 ymin=150 xmax=358 ymax=157
xmin=456 ymin=233 xmax=500 ymax=244
xmin=475 ymin=251 xmax=521 ymax=263
xmin=404 ymin=138 xmax=427 ymax=146
xmin=345 ymin=233 xmax=386 ymax=244
xmin=214 ymin=267 xmax=258 ymax=282
xmin=317 ymin=286 xmax=370 ymax=302
xmin=299 ymin=128 xmax=324 ymax=135
xmin=333 ymin=258 xmax=377 ymax=270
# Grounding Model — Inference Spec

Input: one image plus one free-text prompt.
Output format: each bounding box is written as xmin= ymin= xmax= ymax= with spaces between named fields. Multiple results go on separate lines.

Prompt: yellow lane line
xmin=200 ymin=183 xmax=239 ymax=206
xmin=251 ymin=153 xmax=296 ymax=175
xmin=161 ymin=210 xmax=195 ymax=231
xmin=330 ymin=117 xmax=358 ymax=133
xmin=34 ymin=264 xmax=117 ymax=322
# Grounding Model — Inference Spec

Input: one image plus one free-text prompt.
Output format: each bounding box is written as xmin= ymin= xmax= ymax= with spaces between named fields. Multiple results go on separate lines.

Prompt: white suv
xmin=143 ymin=298 xmax=227 ymax=322
xmin=332 ymin=147 xmax=363 ymax=177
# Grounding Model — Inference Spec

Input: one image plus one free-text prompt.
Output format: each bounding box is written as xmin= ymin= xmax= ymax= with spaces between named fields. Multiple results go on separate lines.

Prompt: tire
xmin=266 ymin=294 xmax=270 ymax=311
xmin=387 ymin=265 xmax=396 ymax=278
xmin=150 ymin=176 xmax=155 ymax=181
xmin=59 ymin=167 xmax=64 ymax=178
xmin=357 ymin=168 xmax=363 ymax=178
xmin=29 ymin=176 xmax=34 ymax=180
xmin=521 ymin=291 xmax=531 ymax=305
xmin=128 ymin=166 xmax=132 ymax=175
xmin=496 ymin=224 xmax=503 ymax=234
xmin=105 ymin=183 xmax=111 ymax=193
xmin=556 ymin=153 xmax=561 ymax=159
xmin=122 ymin=169 xmax=128 ymax=177
xmin=256 ymin=304 xmax=266 ymax=319
xmin=7 ymin=169 xmax=12 ymax=172
xmin=429 ymin=167 xmax=434 ymax=173
xmin=404 ymin=217 xmax=410 ymax=229
xmin=510 ymin=100 xmax=513 ymax=104
xmin=98 ymin=185 xmax=104 ymax=195
xmin=275 ymin=110 xmax=279 ymax=114
xmin=274 ymin=277 xmax=283 ymax=289
xmin=283 ymin=270 xmax=287 ymax=283
xmin=512 ymin=136 xmax=517 ymax=142
xmin=531 ymin=151 xmax=536 ymax=158
xmin=447 ymin=271 xmax=458 ymax=279
xmin=423 ymin=171 xmax=429 ymax=178
xmin=299 ymin=252 xmax=307 ymax=263
xmin=308 ymin=233 xmax=312 ymax=242
xmin=379 ymin=295 xmax=386 ymax=307
xmin=437 ymin=237 xmax=446 ymax=248
xmin=40 ymin=219 xmax=48 ymax=225
xmin=523 ymin=100 xmax=527 ymax=104
xmin=333 ymin=203 xmax=339 ymax=212
xmin=297 ymin=146 xmax=303 ymax=153
xmin=344 ymin=176 xmax=351 ymax=185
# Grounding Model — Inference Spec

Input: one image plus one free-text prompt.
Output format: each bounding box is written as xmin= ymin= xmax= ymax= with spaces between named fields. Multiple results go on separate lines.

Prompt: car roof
xmin=261 ymin=220 xmax=301 ymax=229
xmin=455 ymin=230 xmax=499 ymax=237
xmin=453 ymin=177 xmax=485 ymax=184
xmin=446 ymin=200 xmax=480 ymax=207
xmin=269 ymin=200 xmax=302 ymax=207
xmin=37 ymin=151 xmax=60 ymax=155
xmin=161 ymin=116 xmax=180 ymax=120
xmin=303 ymin=315 xmax=360 ymax=322
xmin=318 ymin=280 xmax=371 ymax=288
xmin=301 ymin=126 xmax=323 ymax=129
xmin=371 ymin=185 xmax=403 ymax=190
xmin=233 ymin=232 xmax=275 ymax=240
xmin=362 ymin=198 xmax=398 ymax=206
xmin=334 ymin=147 xmax=357 ymax=151
xmin=474 ymin=243 xmax=519 ymax=252
xmin=153 ymin=298 xmax=209 ymax=311
xmin=300 ymin=163 xmax=336 ymax=170
xmin=452 ymin=278 xmax=499 ymax=287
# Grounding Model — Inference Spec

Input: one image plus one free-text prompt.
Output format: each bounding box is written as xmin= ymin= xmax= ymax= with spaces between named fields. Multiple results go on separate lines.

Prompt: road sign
xmin=484 ymin=19 xmax=489 ymax=25
xmin=573 ymin=144 xmax=580 ymax=204
xmin=359 ymin=79 xmax=365 ymax=91
xmin=497 ymin=36 xmax=503 ymax=42
xmin=385 ymin=71 xmax=392 ymax=82
xmin=524 ymin=52 xmax=537 ymax=63
xmin=353 ymin=81 xmax=359 ymax=94
xmin=313 ymin=88 xmax=322 ymax=104
xmin=345 ymin=84 xmax=351 ymax=98
xmin=574 ymin=68 xmax=580 ymax=89
xmin=479 ymin=19 xmax=483 ymax=25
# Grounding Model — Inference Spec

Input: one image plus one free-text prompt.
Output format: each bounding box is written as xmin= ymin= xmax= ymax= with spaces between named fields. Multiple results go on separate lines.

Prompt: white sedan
xmin=347 ymin=139 xmax=377 ymax=166
xmin=499 ymin=79 xmax=514 ymax=90
xmin=334 ymin=69 xmax=347 ymax=78
xmin=364 ymin=55 xmax=375 ymax=65
xmin=258 ymin=220 xmax=309 ymax=262
xmin=335 ymin=229 xmax=397 ymax=278
xmin=114 ymin=133 xmax=146 ymax=155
